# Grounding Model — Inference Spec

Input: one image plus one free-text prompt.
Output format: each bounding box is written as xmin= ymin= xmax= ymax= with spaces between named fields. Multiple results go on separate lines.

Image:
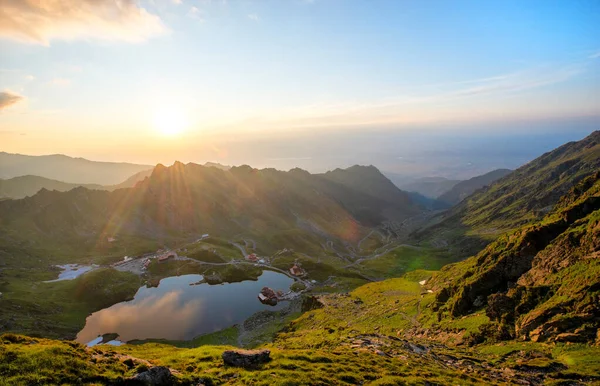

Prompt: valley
xmin=0 ymin=132 xmax=598 ymax=385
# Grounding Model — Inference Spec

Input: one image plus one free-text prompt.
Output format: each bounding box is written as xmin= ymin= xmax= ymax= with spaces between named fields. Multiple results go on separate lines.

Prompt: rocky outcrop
xmin=301 ymin=295 xmax=324 ymax=312
xmin=222 ymin=349 xmax=271 ymax=368
xmin=131 ymin=366 xmax=173 ymax=386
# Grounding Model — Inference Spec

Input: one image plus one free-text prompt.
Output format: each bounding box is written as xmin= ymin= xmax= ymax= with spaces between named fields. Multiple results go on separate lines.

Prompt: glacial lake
xmin=76 ymin=270 xmax=294 ymax=344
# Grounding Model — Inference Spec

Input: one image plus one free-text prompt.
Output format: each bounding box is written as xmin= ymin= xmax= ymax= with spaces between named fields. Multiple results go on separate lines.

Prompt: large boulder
xmin=222 ymin=349 xmax=271 ymax=368
xmin=132 ymin=366 xmax=173 ymax=386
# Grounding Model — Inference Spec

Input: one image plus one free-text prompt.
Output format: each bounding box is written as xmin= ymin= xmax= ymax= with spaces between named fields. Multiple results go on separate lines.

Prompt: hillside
xmin=438 ymin=168 xmax=512 ymax=205
xmin=0 ymin=152 xmax=152 ymax=185
xmin=2 ymin=175 xmax=598 ymax=384
xmin=428 ymin=171 xmax=600 ymax=343
xmin=414 ymin=130 xmax=600 ymax=256
xmin=0 ymin=163 xmax=422 ymax=269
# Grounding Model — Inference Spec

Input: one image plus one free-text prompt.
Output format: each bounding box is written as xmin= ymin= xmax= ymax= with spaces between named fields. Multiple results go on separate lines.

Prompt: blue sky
xmin=0 ymin=0 xmax=598 ymax=169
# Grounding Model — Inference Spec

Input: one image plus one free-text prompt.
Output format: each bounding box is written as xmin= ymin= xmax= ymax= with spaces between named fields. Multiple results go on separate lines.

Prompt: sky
xmin=0 ymin=0 xmax=599 ymax=175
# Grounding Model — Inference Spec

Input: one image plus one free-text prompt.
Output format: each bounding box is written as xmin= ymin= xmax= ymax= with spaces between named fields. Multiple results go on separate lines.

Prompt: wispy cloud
xmin=590 ymin=51 xmax=600 ymax=59
xmin=0 ymin=90 xmax=24 ymax=111
xmin=0 ymin=0 xmax=167 ymax=45
xmin=231 ymin=59 xmax=595 ymax=131
xmin=187 ymin=6 xmax=205 ymax=22
xmin=248 ymin=13 xmax=259 ymax=21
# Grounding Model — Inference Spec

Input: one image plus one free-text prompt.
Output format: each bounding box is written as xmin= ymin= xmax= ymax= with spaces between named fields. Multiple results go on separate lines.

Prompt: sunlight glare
xmin=153 ymin=107 xmax=189 ymax=136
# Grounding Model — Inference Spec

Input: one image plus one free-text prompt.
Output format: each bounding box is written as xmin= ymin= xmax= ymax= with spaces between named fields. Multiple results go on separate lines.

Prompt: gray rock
xmin=222 ymin=349 xmax=271 ymax=368
xmin=133 ymin=366 xmax=173 ymax=386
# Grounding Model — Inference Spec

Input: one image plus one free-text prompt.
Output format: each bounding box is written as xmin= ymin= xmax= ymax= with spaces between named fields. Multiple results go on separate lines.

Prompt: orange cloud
xmin=0 ymin=90 xmax=24 ymax=110
xmin=0 ymin=0 xmax=167 ymax=45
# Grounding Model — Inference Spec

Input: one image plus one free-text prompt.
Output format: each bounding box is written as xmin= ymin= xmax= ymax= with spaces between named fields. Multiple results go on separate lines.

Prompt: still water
xmin=76 ymin=270 xmax=293 ymax=343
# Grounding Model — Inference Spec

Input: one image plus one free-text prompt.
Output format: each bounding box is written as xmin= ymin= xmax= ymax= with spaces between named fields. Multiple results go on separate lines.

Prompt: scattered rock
xmin=554 ymin=332 xmax=587 ymax=343
xmin=222 ymin=349 xmax=271 ymax=368
xmin=132 ymin=366 xmax=172 ymax=386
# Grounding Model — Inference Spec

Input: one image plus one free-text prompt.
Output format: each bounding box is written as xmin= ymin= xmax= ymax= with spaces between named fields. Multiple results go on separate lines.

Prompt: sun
xmin=153 ymin=107 xmax=188 ymax=136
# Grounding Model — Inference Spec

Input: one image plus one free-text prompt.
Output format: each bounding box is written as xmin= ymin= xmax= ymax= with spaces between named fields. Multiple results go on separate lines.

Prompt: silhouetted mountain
xmin=0 ymin=164 xmax=421 ymax=256
xmin=438 ymin=169 xmax=512 ymax=205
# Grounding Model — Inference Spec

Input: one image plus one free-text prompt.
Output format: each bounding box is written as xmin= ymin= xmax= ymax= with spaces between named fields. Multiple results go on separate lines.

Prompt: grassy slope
xmin=2 ymin=274 xmax=598 ymax=385
xmin=0 ymin=269 xmax=141 ymax=340
xmin=426 ymin=172 xmax=600 ymax=344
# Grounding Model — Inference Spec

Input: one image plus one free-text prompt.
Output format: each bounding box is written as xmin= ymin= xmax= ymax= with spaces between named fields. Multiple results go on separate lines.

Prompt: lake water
xmin=76 ymin=270 xmax=293 ymax=343
xmin=44 ymin=264 xmax=98 ymax=282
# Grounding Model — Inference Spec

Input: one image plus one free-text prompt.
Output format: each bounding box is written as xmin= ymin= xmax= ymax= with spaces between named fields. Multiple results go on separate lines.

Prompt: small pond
xmin=44 ymin=264 xmax=98 ymax=282
xmin=76 ymin=270 xmax=293 ymax=343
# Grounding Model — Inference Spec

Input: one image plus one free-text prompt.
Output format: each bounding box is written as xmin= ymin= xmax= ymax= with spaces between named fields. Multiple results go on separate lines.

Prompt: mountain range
xmin=0 ymin=131 xmax=599 ymax=385
xmin=0 ymin=163 xmax=420 ymax=260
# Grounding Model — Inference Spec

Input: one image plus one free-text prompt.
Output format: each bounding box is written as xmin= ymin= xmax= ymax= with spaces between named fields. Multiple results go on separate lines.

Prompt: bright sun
xmin=153 ymin=107 xmax=188 ymax=136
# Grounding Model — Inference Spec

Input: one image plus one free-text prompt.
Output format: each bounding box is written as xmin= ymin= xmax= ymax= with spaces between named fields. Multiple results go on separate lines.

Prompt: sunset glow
xmin=153 ymin=107 xmax=188 ymax=137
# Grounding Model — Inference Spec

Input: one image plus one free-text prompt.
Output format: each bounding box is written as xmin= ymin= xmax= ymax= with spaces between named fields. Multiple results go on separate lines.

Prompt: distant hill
xmin=0 ymin=176 xmax=103 ymax=199
xmin=437 ymin=168 xmax=512 ymax=205
xmin=413 ymin=130 xmax=600 ymax=256
xmin=0 ymin=170 xmax=153 ymax=199
xmin=393 ymin=176 xmax=460 ymax=198
xmin=0 ymin=152 xmax=152 ymax=185
xmin=0 ymin=163 xmax=422 ymax=257
xmin=317 ymin=165 xmax=420 ymax=225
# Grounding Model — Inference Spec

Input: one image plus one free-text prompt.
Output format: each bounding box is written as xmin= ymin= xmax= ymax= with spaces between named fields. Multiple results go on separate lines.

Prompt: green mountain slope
xmin=429 ymin=171 xmax=600 ymax=344
xmin=0 ymin=163 xmax=420 ymax=259
xmin=414 ymin=130 xmax=600 ymax=256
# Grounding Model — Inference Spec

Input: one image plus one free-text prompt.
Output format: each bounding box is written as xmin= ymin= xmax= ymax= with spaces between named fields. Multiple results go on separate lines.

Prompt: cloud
xmin=0 ymin=90 xmax=24 ymax=110
xmin=248 ymin=13 xmax=259 ymax=21
xmin=590 ymin=51 xmax=600 ymax=59
xmin=187 ymin=6 xmax=204 ymax=21
xmin=0 ymin=0 xmax=167 ymax=45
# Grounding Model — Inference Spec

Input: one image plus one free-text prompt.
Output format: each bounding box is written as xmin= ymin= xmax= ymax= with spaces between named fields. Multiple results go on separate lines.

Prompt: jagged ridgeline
xmin=0 ymin=163 xmax=419 ymax=260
